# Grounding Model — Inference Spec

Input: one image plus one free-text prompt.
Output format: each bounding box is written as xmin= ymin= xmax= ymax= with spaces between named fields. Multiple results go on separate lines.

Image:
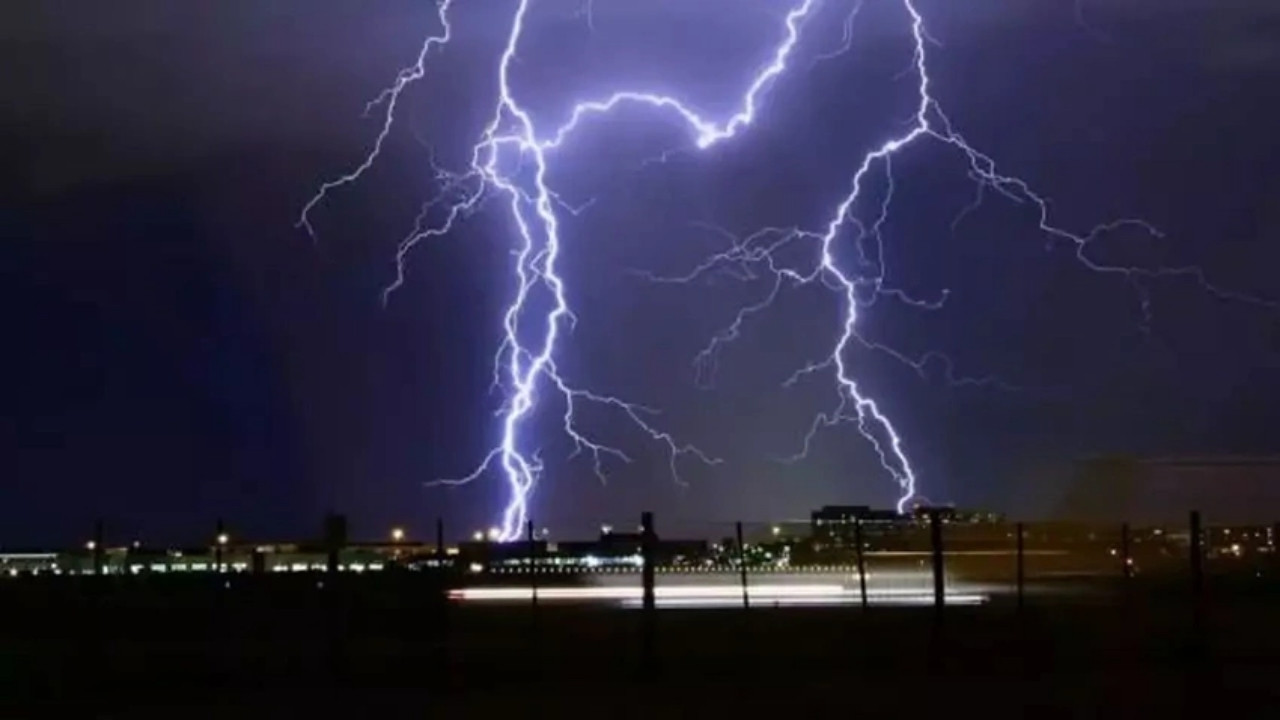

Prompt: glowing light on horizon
xmin=448 ymin=583 xmax=988 ymax=608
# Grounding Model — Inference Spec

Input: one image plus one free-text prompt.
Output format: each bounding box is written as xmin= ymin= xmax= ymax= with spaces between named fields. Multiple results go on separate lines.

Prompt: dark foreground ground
xmin=2 ymin=575 xmax=1278 ymax=717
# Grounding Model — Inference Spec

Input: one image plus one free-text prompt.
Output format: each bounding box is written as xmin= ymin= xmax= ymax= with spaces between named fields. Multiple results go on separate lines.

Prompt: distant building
xmin=810 ymin=505 xmax=903 ymax=550
xmin=551 ymin=528 xmax=707 ymax=565
xmin=457 ymin=539 xmax=549 ymax=565
xmin=1060 ymin=455 xmax=1280 ymax=526
xmin=909 ymin=505 xmax=1004 ymax=525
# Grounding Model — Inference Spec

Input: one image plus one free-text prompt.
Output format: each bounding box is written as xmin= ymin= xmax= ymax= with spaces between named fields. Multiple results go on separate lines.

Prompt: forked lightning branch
xmin=302 ymin=0 xmax=1266 ymax=541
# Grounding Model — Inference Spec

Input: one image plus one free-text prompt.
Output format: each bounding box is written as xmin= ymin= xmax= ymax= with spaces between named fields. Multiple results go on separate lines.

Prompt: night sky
xmin=5 ymin=1 xmax=1280 ymax=546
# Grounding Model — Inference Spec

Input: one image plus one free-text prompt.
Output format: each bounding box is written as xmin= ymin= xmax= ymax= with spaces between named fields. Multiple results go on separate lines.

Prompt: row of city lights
xmin=81 ymin=527 xmax=537 ymax=548
xmin=78 ymin=523 xmax=1278 ymax=551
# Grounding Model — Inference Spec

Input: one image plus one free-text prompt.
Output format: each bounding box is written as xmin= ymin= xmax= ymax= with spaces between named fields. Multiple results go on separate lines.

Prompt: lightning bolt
xmin=302 ymin=0 xmax=820 ymax=540
xmin=304 ymin=0 xmax=1273 ymax=534
xmin=638 ymin=0 xmax=1273 ymax=513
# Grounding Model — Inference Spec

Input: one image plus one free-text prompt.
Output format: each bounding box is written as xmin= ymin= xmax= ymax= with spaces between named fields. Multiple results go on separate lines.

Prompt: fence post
xmin=854 ymin=518 xmax=868 ymax=611
xmin=86 ymin=518 xmax=106 ymax=696
xmin=735 ymin=521 xmax=749 ymax=609
xmin=324 ymin=512 xmax=347 ymax=577
xmin=215 ymin=518 xmax=225 ymax=574
xmin=1190 ymin=510 xmax=1204 ymax=634
xmin=92 ymin=519 xmax=105 ymax=577
xmin=1121 ymin=522 xmax=1132 ymax=581
xmin=1016 ymin=522 xmax=1025 ymax=612
xmin=1273 ymin=522 xmax=1280 ymax=587
xmin=640 ymin=511 xmax=656 ymax=674
xmin=1189 ymin=511 xmax=1203 ymax=599
xmin=436 ymin=517 xmax=445 ymax=561
xmin=641 ymin=512 xmax=656 ymax=611
xmin=929 ymin=509 xmax=945 ymax=612
xmin=527 ymin=520 xmax=538 ymax=610
xmin=436 ymin=515 xmax=452 ymax=685
xmin=321 ymin=512 xmax=346 ymax=680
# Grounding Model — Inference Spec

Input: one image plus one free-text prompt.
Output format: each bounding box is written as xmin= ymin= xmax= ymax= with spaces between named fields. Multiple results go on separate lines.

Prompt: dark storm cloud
xmin=1201 ymin=11 xmax=1280 ymax=72
xmin=1133 ymin=0 xmax=1280 ymax=73
xmin=951 ymin=0 xmax=1280 ymax=72
xmin=1 ymin=1 xmax=468 ymax=193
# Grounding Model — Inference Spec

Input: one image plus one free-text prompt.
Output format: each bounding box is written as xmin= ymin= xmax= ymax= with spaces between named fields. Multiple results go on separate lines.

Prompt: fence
xmin=4 ymin=509 xmax=1280 ymax=691
xmin=12 ymin=510 xmax=1279 ymax=605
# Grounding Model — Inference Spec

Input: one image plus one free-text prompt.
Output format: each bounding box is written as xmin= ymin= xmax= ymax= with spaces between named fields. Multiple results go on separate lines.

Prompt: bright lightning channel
xmin=637 ymin=0 xmax=1273 ymax=513
xmin=302 ymin=0 xmax=1272 ymax=535
xmin=303 ymin=0 xmax=818 ymax=541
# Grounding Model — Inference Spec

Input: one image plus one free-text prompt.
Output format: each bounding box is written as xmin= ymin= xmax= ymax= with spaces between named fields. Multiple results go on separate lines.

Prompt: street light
xmin=486 ymin=527 xmax=501 ymax=542
xmin=771 ymin=526 xmax=781 ymax=537
xmin=85 ymin=540 xmax=96 ymax=551
xmin=391 ymin=527 xmax=405 ymax=543
xmin=216 ymin=533 xmax=229 ymax=546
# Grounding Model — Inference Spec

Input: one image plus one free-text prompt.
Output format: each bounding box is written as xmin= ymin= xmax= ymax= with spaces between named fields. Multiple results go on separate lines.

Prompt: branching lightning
xmin=655 ymin=0 xmax=1273 ymax=512
xmin=302 ymin=0 xmax=1274 ymax=534
xmin=297 ymin=0 xmax=458 ymax=243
